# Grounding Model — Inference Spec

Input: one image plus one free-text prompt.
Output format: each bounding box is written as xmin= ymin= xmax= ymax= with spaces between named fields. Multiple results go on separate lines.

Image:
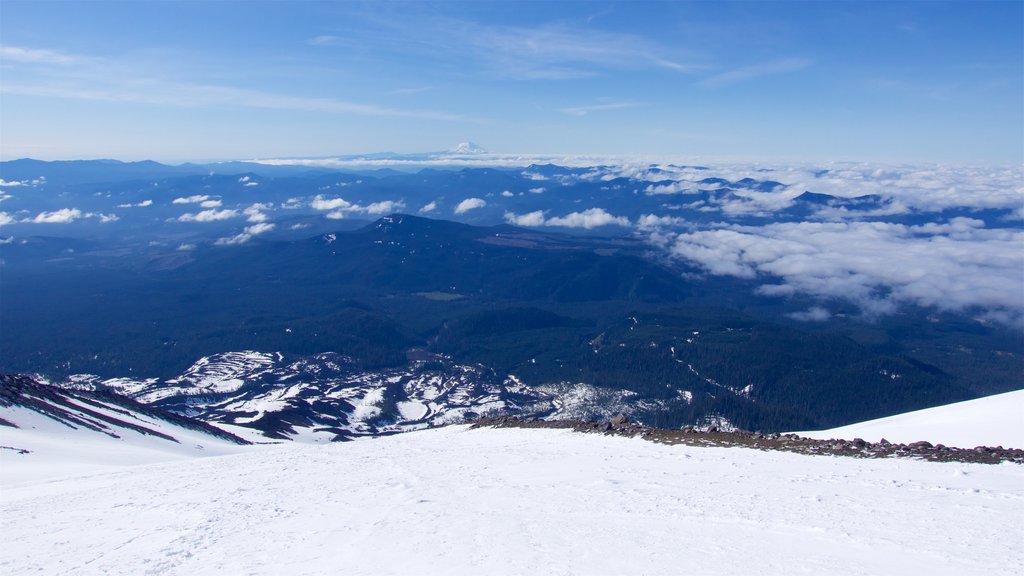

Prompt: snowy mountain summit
xmin=447 ymin=141 xmax=488 ymax=155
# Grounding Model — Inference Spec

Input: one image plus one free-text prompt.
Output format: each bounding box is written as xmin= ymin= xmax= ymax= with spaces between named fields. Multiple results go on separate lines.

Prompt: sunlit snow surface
xmin=0 ymin=396 xmax=246 ymax=486
xmin=797 ymin=389 xmax=1024 ymax=449
xmin=3 ymin=426 xmax=1022 ymax=576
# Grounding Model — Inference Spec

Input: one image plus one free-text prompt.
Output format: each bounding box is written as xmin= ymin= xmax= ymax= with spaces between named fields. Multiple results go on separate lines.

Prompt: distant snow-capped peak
xmin=448 ymin=142 xmax=488 ymax=155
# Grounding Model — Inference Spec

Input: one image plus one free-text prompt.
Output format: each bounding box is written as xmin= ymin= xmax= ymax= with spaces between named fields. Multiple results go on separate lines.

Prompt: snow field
xmin=0 ymin=401 xmax=246 ymax=486
xmin=798 ymin=389 xmax=1024 ymax=449
xmin=2 ymin=425 xmax=1022 ymax=576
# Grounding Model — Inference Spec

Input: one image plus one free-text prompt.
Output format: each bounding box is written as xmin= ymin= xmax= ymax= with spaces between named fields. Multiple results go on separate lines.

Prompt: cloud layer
xmin=653 ymin=218 xmax=1024 ymax=323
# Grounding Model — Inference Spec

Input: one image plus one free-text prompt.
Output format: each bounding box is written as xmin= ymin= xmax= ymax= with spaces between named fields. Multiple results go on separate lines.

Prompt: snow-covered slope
xmin=0 ymin=375 xmax=249 ymax=485
xmin=797 ymin=389 xmax=1024 ymax=449
xmin=2 ymin=425 xmax=1022 ymax=576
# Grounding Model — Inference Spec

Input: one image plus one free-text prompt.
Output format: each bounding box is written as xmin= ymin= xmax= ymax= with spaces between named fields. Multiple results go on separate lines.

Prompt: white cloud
xmin=311 ymin=196 xmax=356 ymax=211
xmin=630 ymin=162 xmax=1024 ymax=218
xmin=178 ymin=209 xmax=239 ymax=222
xmin=637 ymin=214 xmax=687 ymax=229
xmin=312 ymin=195 xmax=404 ymax=217
xmin=656 ymin=219 xmax=1024 ymax=324
xmin=244 ymin=203 xmax=273 ymax=223
xmin=644 ymin=181 xmax=705 ymax=195
xmin=29 ymin=208 xmax=82 ymax=224
xmin=504 ymin=208 xmax=630 ymax=229
xmin=177 ymin=243 xmax=196 ymax=251
xmin=96 ymin=213 xmax=119 ymax=223
xmin=528 ymin=187 xmax=546 ymax=194
xmin=116 ymin=199 xmax=153 ymax=208
xmin=245 ymin=222 xmax=275 ymax=235
xmin=546 ymin=208 xmax=630 ymax=229
xmin=788 ymin=307 xmax=832 ymax=322
xmin=364 ymin=200 xmax=405 ymax=215
xmin=253 ymin=158 xmax=1022 ymax=217
xmin=504 ymin=210 xmax=547 ymax=227
xmin=214 ymin=222 xmax=276 ymax=246
xmin=454 ymin=198 xmax=487 ymax=215
xmin=0 ymin=212 xmax=14 ymax=226
xmin=172 ymin=195 xmax=211 ymax=205
xmin=783 ymin=164 xmax=1024 ymax=213
xmin=200 ymin=199 xmax=223 ymax=208
xmin=501 ymin=190 xmax=514 ymax=197
xmin=419 ymin=201 xmax=438 ymax=214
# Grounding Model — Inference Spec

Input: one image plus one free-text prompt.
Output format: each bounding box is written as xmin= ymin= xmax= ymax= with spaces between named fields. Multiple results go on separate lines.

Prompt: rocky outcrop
xmin=471 ymin=416 xmax=1024 ymax=465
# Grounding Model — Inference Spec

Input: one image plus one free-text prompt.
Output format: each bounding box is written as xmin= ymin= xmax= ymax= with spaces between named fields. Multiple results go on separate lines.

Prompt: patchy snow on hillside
xmin=2 ymin=425 xmax=1022 ymax=576
xmin=797 ymin=389 xmax=1024 ymax=449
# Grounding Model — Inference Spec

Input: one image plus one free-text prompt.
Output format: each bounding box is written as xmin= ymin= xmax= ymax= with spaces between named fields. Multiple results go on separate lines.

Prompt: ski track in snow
xmin=2 ymin=426 xmax=1022 ymax=576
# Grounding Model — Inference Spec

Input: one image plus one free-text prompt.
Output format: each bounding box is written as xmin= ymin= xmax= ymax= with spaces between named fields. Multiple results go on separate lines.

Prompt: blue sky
xmin=1 ymin=1 xmax=1021 ymax=163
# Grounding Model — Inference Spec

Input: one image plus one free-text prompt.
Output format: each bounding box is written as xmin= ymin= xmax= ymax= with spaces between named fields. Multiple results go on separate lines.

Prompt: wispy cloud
xmin=215 ymin=222 xmax=276 ymax=246
xmin=699 ymin=58 xmax=813 ymax=88
xmin=558 ymin=101 xmax=641 ymax=116
xmin=388 ymin=86 xmax=435 ymax=96
xmin=354 ymin=16 xmax=703 ymax=80
xmin=464 ymin=23 xmax=702 ymax=79
xmin=306 ymin=35 xmax=343 ymax=46
xmin=788 ymin=306 xmax=832 ymax=322
xmin=1 ymin=45 xmax=471 ymax=122
xmin=0 ymin=45 xmax=77 ymax=64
